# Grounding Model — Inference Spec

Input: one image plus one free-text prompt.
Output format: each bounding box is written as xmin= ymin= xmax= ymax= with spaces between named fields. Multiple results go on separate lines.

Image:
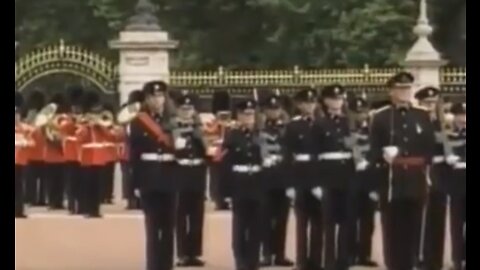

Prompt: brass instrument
xmin=34 ymin=103 xmax=63 ymax=147
xmin=117 ymin=102 xmax=142 ymax=125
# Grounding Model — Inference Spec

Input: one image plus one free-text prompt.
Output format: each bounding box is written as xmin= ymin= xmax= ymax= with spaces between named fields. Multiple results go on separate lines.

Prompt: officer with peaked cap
xmin=345 ymin=95 xmax=379 ymax=267
xmin=220 ymin=98 xmax=264 ymax=270
xmin=258 ymin=93 xmax=293 ymax=267
xmin=284 ymin=87 xmax=323 ymax=270
xmin=314 ymin=84 xmax=354 ymax=270
xmin=369 ymin=72 xmax=435 ymax=270
xmin=414 ymin=86 xmax=448 ymax=270
xmin=446 ymin=102 xmax=466 ymax=270
xmin=172 ymin=92 xmax=208 ymax=267
xmin=130 ymin=80 xmax=177 ymax=270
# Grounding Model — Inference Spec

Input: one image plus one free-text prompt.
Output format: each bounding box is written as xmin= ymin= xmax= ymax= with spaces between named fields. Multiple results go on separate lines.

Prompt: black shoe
xmin=357 ymin=259 xmax=378 ymax=267
xmin=85 ymin=213 xmax=102 ymax=218
xmin=215 ymin=203 xmax=229 ymax=211
xmin=189 ymin=257 xmax=205 ymax=267
xmin=15 ymin=213 xmax=27 ymax=219
xmin=176 ymin=257 xmax=191 ymax=267
xmin=274 ymin=257 xmax=293 ymax=266
xmin=260 ymin=256 xmax=273 ymax=267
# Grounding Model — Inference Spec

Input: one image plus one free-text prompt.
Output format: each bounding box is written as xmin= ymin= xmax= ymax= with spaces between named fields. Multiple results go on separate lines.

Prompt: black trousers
xmin=450 ymin=194 xmax=466 ymax=268
xmin=80 ymin=166 xmax=103 ymax=217
xmin=65 ymin=162 xmax=81 ymax=214
xmin=141 ymin=191 xmax=176 ymax=270
xmin=45 ymin=163 xmax=65 ymax=209
xmin=380 ymin=199 xmax=423 ymax=270
xmin=25 ymin=161 xmax=47 ymax=205
xmin=121 ymin=161 xmax=140 ymax=209
xmin=101 ymin=162 xmax=115 ymax=203
xmin=176 ymin=190 xmax=205 ymax=258
xmin=423 ymin=189 xmax=447 ymax=270
xmin=347 ymin=191 xmax=376 ymax=263
xmin=261 ymin=188 xmax=290 ymax=260
xmin=232 ymin=198 xmax=263 ymax=270
xmin=324 ymin=189 xmax=350 ymax=270
xmin=15 ymin=165 xmax=25 ymax=216
xmin=294 ymin=189 xmax=323 ymax=270
xmin=209 ymin=163 xmax=228 ymax=207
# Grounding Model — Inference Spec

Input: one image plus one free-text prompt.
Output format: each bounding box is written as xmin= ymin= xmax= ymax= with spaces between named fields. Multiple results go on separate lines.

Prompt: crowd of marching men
xmin=14 ymin=73 xmax=466 ymax=270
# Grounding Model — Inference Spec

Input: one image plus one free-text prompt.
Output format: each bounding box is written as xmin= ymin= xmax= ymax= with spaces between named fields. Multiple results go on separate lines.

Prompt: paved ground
xmin=15 ymin=203 xmax=453 ymax=270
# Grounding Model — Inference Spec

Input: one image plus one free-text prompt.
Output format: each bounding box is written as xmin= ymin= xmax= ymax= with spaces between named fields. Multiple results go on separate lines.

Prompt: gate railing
xmin=170 ymin=65 xmax=466 ymax=94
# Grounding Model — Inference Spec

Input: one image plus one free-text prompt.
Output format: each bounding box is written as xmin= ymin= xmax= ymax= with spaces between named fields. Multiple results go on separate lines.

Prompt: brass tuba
xmin=117 ymin=102 xmax=142 ymax=125
xmin=34 ymin=103 xmax=63 ymax=147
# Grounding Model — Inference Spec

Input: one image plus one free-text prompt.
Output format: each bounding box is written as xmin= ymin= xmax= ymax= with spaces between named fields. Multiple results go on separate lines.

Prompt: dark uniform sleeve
xmin=420 ymin=111 xmax=436 ymax=164
xmin=368 ymin=112 xmax=386 ymax=165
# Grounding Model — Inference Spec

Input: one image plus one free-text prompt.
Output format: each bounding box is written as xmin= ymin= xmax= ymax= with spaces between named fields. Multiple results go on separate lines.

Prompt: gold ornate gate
xmin=15 ymin=40 xmax=118 ymax=94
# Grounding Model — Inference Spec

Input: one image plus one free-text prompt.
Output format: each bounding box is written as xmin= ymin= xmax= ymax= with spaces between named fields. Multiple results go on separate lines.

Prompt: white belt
xmin=15 ymin=140 xmax=32 ymax=147
xmin=65 ymin=136 xmax=78 ymax=142
xmin=232 ymin=165 xmax=262 ymax=173
xmin=453 ymin=162 xmax=466 ymax=169
xmin=177 ymin=158 xmax=204 ymax=166
xmin=293 ymin=154 xmax=311 ymax=162
xmin=82 ymin=142 xmax=115 ymax=148
xmin=140 ymin=153 xmax=175 ymax=162
xmin=268 ymin=154 xmax=283 ymax=162
xmin=318 ymin=152 xmax=352 ymax=161
xmin=432 ymin=156 xmax=445 ymax=164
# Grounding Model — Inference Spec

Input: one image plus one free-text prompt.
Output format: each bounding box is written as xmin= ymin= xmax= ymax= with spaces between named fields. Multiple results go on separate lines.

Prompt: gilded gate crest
xmin=15 ymin=40 xmax=118 ymax=94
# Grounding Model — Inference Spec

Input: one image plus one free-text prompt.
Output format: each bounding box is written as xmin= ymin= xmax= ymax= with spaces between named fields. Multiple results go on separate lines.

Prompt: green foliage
xmin=15 ymin=0 xmax=454 ymax=68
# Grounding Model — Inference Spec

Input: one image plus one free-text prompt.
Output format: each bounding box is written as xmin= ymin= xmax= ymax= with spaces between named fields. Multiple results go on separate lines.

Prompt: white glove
xmin=262 ymin=157 xmax=274 ymax=167
xmin=369 ymin=192 xmax=379 ymax=202
xmin=356 ymin=159 xmax=369 ymax=171
xmin=311 ymin=187 xmax=323 ymax=201
xmin=286 ymin=188 xmax=296 ymax=200
xmin=446 ymin=154 xmax=460 ymax=165
xmin=383 ymin=146 xmax=399 ymax=164
xmin=174 ymin=138 xmax=187 ymax=149
xmin=134 ymin=189 xmax=141 ymax=198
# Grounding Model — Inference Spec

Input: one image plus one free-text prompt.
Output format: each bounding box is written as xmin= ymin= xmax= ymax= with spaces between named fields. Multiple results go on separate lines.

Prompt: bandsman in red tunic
xmin=24 ymin=91 xmax=47 ymax=206
xmin=15 ymin=92 xmax=34 ymax=218
xmin=76 ymin=92 xmax=124 ymax=218
xmin=43 ymin=93 xmax=69 ymax=210
xmin=63 ymin=86 xmax=85 ymax=214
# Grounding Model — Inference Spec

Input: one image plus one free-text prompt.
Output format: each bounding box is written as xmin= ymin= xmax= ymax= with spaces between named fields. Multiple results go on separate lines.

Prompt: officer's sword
xmin=388 ymin=108 xmax=395 ymax=202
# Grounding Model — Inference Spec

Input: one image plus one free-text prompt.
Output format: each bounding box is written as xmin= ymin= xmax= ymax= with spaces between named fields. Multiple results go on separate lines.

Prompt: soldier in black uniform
xmin=130 ymin=81 xmax=177 ymax=270
xmin=172 ymin=92 xmax=208 ymax=267
xmin=446 ymin=102 xmax=466 ymax=270
xmin=314 ymin=85 xmax=355 ymax=270
xmin=284 ymin=88 xmax=323 ymax=270
xmin=258 ymin=94 xmax=293 ymax=267
xmin=346 ymin=95 xmax=379 ymax=268
xmin=414 ymin=86 xmax=448 ymax=270
xmin=369 ymin=72 xmax=435 ymax=270
xmin=221 ymin=99 xmax=264 ymax=270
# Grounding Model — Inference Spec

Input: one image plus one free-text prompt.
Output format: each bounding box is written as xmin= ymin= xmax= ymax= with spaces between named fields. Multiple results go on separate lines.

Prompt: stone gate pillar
xmin=110 ymin=0 xmax=178 ymax=104
xmin=404 ymin=0 xmax=447 ymax=94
